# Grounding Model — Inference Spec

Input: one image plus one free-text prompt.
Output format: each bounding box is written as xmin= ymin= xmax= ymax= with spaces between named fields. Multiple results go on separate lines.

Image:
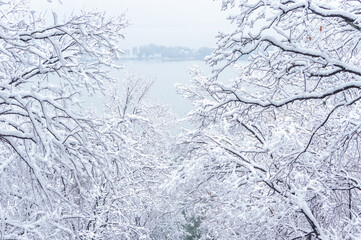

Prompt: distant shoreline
xmin=118 ymin=56 xmax=208 ymax=62
xmin=121 ymin=44 xmax=214 ymax=61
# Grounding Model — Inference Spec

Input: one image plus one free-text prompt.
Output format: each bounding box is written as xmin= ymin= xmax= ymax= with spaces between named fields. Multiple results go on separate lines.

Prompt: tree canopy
xmin=0 ymin=1 xmax=178 ymax=239
xmin=173 ymin=0 xmax=361 ymax=239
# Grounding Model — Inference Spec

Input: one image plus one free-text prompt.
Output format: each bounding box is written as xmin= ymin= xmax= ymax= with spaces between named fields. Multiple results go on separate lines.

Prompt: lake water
xmin=82 ymin=59 xmax=239 ymax=127
xmin=116 ymin=59 xmax=238 ymax=118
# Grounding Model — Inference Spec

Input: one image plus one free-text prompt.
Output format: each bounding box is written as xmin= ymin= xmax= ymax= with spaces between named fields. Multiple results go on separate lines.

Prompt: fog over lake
xmin=82 ymin=58 xmax=239 ymax=121
xmin=120 ymin=60 xmax=203 ymax=117
xmin=115 ymin=59 xmax=239 ymax=118
xmin=76 ymin=56 xmax=240 ymax=122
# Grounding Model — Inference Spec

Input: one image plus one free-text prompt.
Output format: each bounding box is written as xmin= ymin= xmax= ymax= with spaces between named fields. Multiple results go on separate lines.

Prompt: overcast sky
xmin=30 ymin=0 xmax=233 ymax=48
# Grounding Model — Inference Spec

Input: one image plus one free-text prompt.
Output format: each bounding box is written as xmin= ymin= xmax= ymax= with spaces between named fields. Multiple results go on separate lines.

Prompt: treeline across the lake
xmin=122 ymin=44 xmax=214 ymax=60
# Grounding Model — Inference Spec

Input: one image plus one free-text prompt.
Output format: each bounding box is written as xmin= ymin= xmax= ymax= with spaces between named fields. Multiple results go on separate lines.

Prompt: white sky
xmin=29 ymin=0 xmax=233 ymax=48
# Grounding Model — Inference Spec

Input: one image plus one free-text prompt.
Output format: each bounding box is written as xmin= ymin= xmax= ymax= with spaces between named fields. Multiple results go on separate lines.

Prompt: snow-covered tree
xmin=0 ymin=0 xmax=130 ymax=238
xmin=85 ymin=72 xmax=182 ymax=240
xmin=172 ymin=0 xmax=361 ymax=239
